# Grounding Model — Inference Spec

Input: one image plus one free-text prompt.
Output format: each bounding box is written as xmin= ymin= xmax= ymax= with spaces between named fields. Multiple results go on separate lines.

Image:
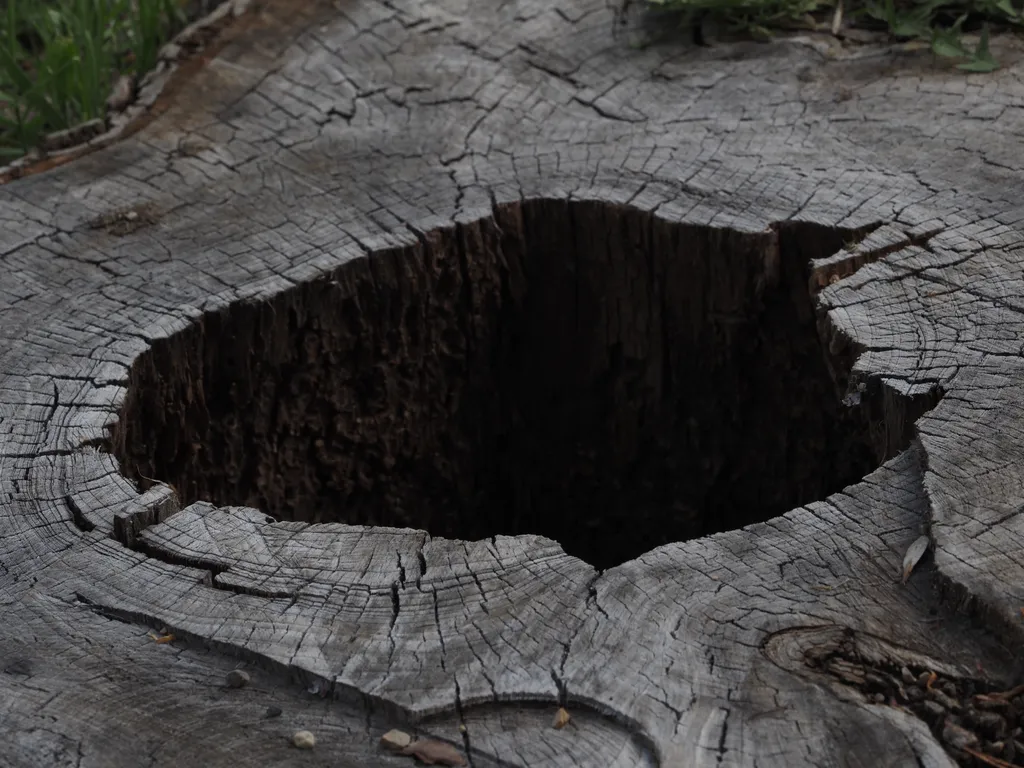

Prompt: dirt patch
xmin=111 ymin=201 xmax=938 ymax=569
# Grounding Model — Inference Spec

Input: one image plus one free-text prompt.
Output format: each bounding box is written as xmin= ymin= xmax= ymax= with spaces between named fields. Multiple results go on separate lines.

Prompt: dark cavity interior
xmin=112 ymin=200 xmax=937 ymax=570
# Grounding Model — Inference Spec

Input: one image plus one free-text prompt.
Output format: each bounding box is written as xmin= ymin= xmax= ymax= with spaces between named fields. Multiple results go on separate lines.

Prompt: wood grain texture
xmin=2 ymin=0 xmax=1023 ymax=765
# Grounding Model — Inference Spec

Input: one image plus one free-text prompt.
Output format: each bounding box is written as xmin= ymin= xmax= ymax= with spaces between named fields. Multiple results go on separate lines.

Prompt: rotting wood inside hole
xmin=110 ymin=200 xmax=940 ymax=570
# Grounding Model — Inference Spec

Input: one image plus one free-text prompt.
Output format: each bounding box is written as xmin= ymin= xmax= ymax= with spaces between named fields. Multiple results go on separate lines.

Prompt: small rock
xmin=942 ymin=721 xmax=979 ymax=750
xmin=929 ymin=689 xmax=961 ymax=713
xmin=292 ymin=730 xmax=316 ymax=750
xmin=871 ymin=693 xmax=885 ymax=704
xmin=381 ymin=729 xmax=412 ymax=751
xmin=225 ymin=669 xmax=250 ymax=689
xmin=922 ymin=700 xmax=947 ymax=720
xmin=969 ymin=710 xmax=1007 ymax=739
xmin=918 ymin=671 xmax=934 ymax=687
xmin=265 ymin=705 xmax=282 ymax=719
xmin=553 ymin=707 xmax=571 ymax=729
xmin=159 ymin=42 xmax=181 ymax=61
xmin=106 ymin=75 xmax=135 ymax=113
xmin=900 ymin=667 xmax=916 ymax=686
xmin=906 ymin=687 xmax=924 ymax=702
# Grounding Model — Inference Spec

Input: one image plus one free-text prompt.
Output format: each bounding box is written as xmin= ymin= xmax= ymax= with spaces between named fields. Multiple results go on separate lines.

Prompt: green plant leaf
xmin=991 ymin=0 xmax=1019 ymax=18
xmin=931 ymin=27 xmax=968 ymax=57
xmin=891 ymin=18 xmax=930 ymax=37
xmin=957 ymin=25 xmax=999 ymax=71
xmin=957 ymin=56 xmax=1000 ymax=71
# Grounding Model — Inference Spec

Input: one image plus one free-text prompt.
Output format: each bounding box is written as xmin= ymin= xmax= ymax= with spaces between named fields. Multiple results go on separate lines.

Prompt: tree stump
xmin=2 ymin=0 xmax=1023 ymax=765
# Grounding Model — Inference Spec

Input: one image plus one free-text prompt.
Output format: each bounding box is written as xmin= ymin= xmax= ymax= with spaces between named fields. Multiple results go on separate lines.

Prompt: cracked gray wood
xmin=2 ymin=0 xmax=1023 ymax=765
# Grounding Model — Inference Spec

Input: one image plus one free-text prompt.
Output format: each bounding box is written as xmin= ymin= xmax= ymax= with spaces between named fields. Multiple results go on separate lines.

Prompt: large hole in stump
xmin=113 ymin=201 xmax=937 ymax=570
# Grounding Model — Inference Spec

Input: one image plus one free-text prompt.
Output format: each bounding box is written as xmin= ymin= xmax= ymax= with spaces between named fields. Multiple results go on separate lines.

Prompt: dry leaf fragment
xmin=901 ymin=535 xmax=930 ymax=583
xmin=964 ymin=745 xmax=1018 ymax=768
xmin=399 ymin=738 xmax=468 ymax=766
xmin=381 ymin=729 xmax=412 ymax=751
xmin=553 ymin=707 xmax=571 ymax=729
xmin=147 ymin=631 xmax=174 ymax=644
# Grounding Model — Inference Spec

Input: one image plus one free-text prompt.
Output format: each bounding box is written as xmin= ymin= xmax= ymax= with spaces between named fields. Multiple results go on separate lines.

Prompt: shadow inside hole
xmin=112 ymin=200 xmax=938 ymax=570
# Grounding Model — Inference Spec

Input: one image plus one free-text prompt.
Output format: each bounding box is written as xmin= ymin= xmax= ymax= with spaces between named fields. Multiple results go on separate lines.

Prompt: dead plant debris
xmin=86 ymin=204 xmax=159 ymax=236
xmin=810 ymin=642 xmax=1024 ymax=766
xmin=902 ymin=534 xmax=930 ymax=583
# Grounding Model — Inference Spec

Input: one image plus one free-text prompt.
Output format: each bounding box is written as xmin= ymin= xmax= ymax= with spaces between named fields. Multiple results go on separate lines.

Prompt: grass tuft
xmin=0 ymin=0 xmax=188 ymax=161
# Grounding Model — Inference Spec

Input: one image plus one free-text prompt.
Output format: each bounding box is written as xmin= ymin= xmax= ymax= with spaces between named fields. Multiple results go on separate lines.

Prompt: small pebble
xmin=105 ymin=74 xmax=134 ymax=113
xmin=918 ymin=671 xmax=934 ymax=687
xmin=381 ymin=729 xmax=412 ymax=751
xmin=922 ymin=700 xmax=947 ymax=719
xmin=942 ymin=721 xmax=979 ymax=750
xmin=293 ymin=730 xmax=316 ymax=750
xmin=970 ymin=710 xmax=1007 ymax=739
xmin=225 ymin=669 xmax=250 ymax=689
xmin=265 ymin=705 xmax=282 ymax=719
xmin=929 ymin=689 xmax=961 ymax=713
xmin=159 ymin=42 xmax=181 ymax=61
xmin=871 ymin=693 xmax=885 ymax=704
xmin=901 ymin=667 xmax=916 ymax=686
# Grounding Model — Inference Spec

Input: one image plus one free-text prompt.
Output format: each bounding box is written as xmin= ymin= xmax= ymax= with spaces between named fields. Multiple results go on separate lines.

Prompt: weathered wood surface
xmin=2 ymin=0 xmax=1024 ymax=765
